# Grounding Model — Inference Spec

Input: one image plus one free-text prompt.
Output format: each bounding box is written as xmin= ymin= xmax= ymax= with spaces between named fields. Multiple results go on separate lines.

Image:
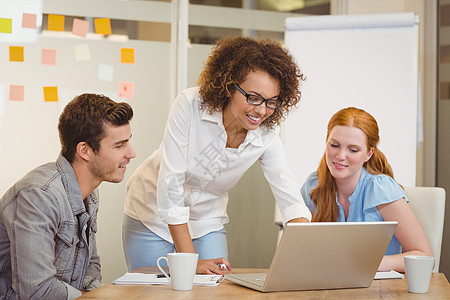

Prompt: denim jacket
xmin=0 ymin=155 xmax=101 ymax=300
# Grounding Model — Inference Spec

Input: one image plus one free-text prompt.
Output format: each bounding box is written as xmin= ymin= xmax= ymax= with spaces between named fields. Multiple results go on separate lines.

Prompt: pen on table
xmin=156 ymin=273 xmax=170 ymax=278
xmin=216 ymin=276 xmax=225 ymax=284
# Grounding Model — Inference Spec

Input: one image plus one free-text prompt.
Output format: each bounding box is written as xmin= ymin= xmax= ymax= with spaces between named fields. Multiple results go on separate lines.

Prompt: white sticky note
xmin=98 ymin=63 xmax=114 ymax=81
xmin=73 ymin=44 xmax=91 ymax=62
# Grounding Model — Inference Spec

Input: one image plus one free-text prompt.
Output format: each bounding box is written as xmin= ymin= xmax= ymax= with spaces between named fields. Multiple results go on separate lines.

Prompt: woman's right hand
xmin=196 ymin=257 xmax=232 ymax=275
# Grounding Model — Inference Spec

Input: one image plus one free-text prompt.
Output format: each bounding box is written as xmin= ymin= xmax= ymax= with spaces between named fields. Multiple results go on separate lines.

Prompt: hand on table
xmin=196 ymin=257 xmax=232 ymax=275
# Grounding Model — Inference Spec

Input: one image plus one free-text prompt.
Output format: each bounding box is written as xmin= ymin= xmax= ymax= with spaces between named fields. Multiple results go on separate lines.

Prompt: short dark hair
xmin=58 ymin=93 xmax=133 ymax=163
xmin=198 ymin=36 xmax=305 ymax=128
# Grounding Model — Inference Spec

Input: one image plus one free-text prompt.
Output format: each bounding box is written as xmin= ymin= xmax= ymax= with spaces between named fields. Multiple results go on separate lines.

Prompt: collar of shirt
xmin=349 ymin=167 xmax=369 ymax=201
xmin=56 ymin=154 xmax=99 ymax=217
xmin=336 ymin=167 xmax=368 ymax=222
xmin=200 ymin=107 xmax=264 ymax=148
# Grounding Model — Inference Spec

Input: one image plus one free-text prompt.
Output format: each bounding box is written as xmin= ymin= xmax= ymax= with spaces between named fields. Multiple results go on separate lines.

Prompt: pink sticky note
xmin=9 ymin=85 xmax=25 ymax=101
xmin=22 ymin=13 xmax=37 ymax=29
xmin=118 ymin=82 xmax=134 ymax=99
xmin=41 ymin=49 xmax=56 ymax=65
xmin=72 ymin=18 xmax=89 ymax=37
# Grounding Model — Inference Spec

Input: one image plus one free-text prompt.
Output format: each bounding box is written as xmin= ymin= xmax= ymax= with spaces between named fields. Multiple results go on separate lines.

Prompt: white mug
xmin=404 ymin=255 xmax=435 ymax=293
xmin=157 ymin=253 xmax=199 ymax=291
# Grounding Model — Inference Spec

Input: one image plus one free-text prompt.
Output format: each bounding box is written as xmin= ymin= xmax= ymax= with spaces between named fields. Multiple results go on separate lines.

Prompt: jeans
xmin=122 ymin=214 xmax=228 ymax=271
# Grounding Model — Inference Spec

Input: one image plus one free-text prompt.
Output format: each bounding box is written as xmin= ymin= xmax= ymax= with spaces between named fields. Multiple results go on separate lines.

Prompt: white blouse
xmin=124 ymin=87 xmax=311 ymax=242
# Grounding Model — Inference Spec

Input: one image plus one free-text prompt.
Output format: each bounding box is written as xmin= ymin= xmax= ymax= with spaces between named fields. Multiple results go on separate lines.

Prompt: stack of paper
xmin=374 ymin=270 xmax=404 ymax=280
xmin=113 ymin=273 xmax=224 ymax=286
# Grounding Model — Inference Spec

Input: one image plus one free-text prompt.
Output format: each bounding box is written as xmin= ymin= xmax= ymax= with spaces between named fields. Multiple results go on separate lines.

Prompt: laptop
xmin=225 ymin=221 xmax=398 ymax=292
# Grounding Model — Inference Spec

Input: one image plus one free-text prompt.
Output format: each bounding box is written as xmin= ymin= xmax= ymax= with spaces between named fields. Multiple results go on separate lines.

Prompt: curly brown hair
xmin=198 ymin=36 xmax=305 ymax=128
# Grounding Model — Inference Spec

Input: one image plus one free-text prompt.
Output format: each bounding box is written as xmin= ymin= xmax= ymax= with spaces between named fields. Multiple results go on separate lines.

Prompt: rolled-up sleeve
xmin=65 ymin=282 xmax=82 ymax=300
xmin=84 ymin=230 xmax=101 ymax=290
xmin=259 ymin=134 xmax=311 ymax=226
xmin=157 ymin=93 xmax=193 ymax=225
xmin=159 ymin=206 xmax=190 ymax=225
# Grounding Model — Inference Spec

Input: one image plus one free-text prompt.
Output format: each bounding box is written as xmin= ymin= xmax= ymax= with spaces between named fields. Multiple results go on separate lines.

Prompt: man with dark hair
xmin=0 ymin=94 xmax=136 ymax=299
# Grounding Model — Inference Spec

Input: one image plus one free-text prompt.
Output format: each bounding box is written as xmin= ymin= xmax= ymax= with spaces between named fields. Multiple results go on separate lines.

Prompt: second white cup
xmin=404 ymin=255 xmax=435 ymax=293
xmin=157 ymin=252 xmax=199 ymax=291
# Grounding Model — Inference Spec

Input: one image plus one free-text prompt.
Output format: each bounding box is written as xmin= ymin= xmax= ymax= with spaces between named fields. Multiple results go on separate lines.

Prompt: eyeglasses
xmin=233 ymin=83 xmax=283 ymax=109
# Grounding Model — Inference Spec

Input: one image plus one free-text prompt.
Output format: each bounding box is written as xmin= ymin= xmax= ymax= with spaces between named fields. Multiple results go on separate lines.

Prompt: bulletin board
xmin=0 ymin=0 xmax=172 ymax=284
xmin=0 ymin=4 xmax=171 ymax=193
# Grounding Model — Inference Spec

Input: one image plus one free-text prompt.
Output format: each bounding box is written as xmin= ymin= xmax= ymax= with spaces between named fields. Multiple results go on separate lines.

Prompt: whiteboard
xmin=282 ymin=13 xmax=419 ymax=196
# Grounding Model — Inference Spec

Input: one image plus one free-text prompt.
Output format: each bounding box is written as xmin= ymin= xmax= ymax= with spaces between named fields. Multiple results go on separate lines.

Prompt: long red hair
xmin=310 ymin=107 xmax=395 ymax=222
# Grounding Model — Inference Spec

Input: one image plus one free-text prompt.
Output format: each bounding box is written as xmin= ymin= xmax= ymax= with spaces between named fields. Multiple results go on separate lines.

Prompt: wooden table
xmin=78 ymin=267 xmax=450 ymax=299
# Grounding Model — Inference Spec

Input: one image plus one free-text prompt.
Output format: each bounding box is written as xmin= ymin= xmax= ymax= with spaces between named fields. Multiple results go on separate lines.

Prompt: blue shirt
xmin=301 ymin=167 xmax=407 ymax=255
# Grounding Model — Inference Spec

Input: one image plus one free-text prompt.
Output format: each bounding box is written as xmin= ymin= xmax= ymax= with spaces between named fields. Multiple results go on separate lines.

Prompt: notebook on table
xmin=225 ymin=221 xmax=398 ymax=292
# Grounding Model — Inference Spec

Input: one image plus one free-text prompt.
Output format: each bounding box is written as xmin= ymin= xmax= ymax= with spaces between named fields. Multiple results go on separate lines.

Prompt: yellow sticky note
xmin=48 ymin=14 xmax=65 ymax=31
xmin=0 ymin=18 xmax=12 ymax=33
xmin=121 ymin=48 xmax=135 ymax=64
xmin=94 ymin=18 xmax=111 ymax=35
xmin=43 ymin=86 xmax=58 ymax=102
xmin=9 ymin=85 xmax=25 ymax=101
xmin=9 ymin=46 xmax=24 ymax=62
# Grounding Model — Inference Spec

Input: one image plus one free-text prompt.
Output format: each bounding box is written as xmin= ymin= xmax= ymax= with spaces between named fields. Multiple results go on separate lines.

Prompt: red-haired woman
xmin=301 ymin=107 xmax=432 ymax=272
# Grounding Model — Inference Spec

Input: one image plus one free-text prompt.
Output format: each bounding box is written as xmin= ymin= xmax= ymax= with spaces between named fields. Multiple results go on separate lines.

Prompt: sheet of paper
xmin=374 ymin=270 xmax=404 ymax=280
xmin=113 ymin=273 xmax=224 ymax=286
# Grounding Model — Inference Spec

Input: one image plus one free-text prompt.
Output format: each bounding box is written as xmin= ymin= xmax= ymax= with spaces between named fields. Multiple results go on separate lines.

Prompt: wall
xmin=437 ymin=0 xmax=450 ymax=279
xmin=332 ymin=0 xmax=435 ymax=187
xmin=0 ymin=0 xmax=173 ymax=284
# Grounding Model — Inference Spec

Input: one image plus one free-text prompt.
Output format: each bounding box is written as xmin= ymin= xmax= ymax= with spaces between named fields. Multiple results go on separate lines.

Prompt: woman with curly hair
xmin=123 ymin=36 xmax=311 ymax=274
xmin=301 ymin=107 xmax=432 ymax=272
